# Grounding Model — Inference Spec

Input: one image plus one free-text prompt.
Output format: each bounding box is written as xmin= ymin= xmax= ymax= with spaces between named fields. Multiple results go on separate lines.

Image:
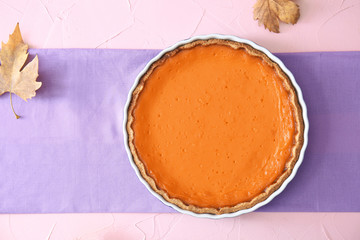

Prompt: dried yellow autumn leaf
xmin=0 ymin=23 xmax=41 ymax=119
xmin=253 ymin=0 xmax=300 ymax=33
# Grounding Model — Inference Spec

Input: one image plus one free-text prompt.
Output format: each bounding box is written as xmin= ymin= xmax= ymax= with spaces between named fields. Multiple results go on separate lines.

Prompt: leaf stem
xmin=10 ymin=92 xmax=20 ymax=119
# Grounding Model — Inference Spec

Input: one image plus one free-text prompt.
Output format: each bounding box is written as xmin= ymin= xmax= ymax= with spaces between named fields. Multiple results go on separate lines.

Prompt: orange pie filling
xmin=132 ymin=44 xmax=296 ymax=209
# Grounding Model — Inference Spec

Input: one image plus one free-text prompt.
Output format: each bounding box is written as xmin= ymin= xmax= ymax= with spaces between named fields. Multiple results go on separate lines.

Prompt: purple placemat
xmin=0 ymin=49 xmax=359 ymax=213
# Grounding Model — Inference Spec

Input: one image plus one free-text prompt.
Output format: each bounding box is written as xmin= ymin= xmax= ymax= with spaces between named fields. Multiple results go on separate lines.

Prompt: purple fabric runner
xmin=0 ymin=49 xmax=359 ymax=213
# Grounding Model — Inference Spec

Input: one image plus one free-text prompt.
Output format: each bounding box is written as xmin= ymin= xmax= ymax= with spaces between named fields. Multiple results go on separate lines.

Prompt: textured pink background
xmin=1 ymin=213 xmax=360 ymax=239
xmin=1 ymin=0 xmax=360 ymax=239
xmin=0 ymin=0 xmax=360 ymax=52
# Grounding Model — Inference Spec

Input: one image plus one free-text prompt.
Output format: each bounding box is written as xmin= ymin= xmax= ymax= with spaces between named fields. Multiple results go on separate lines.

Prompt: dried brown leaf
xmin=0 ymin=23 xmax=42 ymax=119
xmin=253 ymin=0 xmax=300 ymax=33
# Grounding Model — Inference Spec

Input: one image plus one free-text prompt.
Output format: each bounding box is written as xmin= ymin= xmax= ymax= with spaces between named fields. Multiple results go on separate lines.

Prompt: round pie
xmin=126 ymin=38 xmax=305 ymax=215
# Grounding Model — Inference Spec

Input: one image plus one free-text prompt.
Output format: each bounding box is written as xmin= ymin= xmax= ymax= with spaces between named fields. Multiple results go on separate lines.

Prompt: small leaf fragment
xmin=253 ymin=0 xmax=300 ymax=33
xmin=0 ymin=23 xmax=42 ymax=118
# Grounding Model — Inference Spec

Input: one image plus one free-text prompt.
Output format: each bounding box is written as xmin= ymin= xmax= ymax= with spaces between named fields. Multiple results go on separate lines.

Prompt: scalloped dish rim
xmin=123 ymin=34 xmax=309 ymax=219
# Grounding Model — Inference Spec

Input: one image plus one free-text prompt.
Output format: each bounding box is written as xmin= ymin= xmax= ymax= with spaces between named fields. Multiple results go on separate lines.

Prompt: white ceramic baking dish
xmin=123 ymin=34 xmax=309 ymax=219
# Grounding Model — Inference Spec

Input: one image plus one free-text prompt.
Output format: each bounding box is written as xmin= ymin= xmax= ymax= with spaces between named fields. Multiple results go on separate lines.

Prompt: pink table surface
xmin=1 ymin=0 xmax=360 ymax=239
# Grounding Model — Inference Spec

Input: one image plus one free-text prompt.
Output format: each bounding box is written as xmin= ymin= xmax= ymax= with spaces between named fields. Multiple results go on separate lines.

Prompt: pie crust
xmin=126 ymin=38 xmax=304 ymax=215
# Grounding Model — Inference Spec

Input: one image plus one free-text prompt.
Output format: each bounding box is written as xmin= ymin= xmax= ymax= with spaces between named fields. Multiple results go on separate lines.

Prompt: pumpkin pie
xmin=126 ymin=38 xmax=304 ymax=215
